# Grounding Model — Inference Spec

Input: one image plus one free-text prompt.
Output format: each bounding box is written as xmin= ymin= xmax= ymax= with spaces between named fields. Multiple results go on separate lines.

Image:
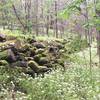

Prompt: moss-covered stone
xmin=0 ymin=33 xmax=6 ymax=42
xmin=56 ymin=43 xmax=64 ymax=49
xmin=0 ymin=49 xmax=16 ymax=63
xmin=41 ymin=52 xmax=48 ymax=57
xmin=28 ymin=61 xmax=40 ymax=72
xmin=27 ymin=36 xmax=36 ymax=44
xmin=37 ymin=66 xmax=51 ymax=73
xmin=25 ymin=57 xmax=34 ymax=61
xmin=33 ymin=54 xmax=42 ymax=62
xmin=28 ymin=61 xmax=51 ymax=74
xmin=38 ymin=57 xmax=49 ymax=66
xmin=48 ymin=46 xmax=58 ymax=53
xmin=0 ymin=60 xmax=9 ymax=66
xmin=35 ymin=48 xmax=45 ymax=54
xmin=33 ymin=42 xmax=46 ymax=49
xmin=25 ymin=51 xmax=31 ymax=57
xmin=30 ymin=47 xmax=36 ymax=56
xmin=19 ymin=44 xmax=30 ymax=53
xmin=16 ymin=53 xmax=26 ymax=61
xmin=11 ymin=61 xmax=28 ymax=67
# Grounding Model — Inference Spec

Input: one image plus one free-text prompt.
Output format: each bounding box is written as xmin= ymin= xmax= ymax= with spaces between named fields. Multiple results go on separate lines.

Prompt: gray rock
xmin=33 ymin=42 xmax=46 ymax=49
xmin=0 ymin=33 xmax=6 ymax=42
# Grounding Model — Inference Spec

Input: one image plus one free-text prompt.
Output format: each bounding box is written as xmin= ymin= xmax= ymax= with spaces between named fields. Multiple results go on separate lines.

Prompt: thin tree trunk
xmin=85 ymin=0 xmax=92 ymax=71
xmin=54 ymin=1 xmax=58 ymax=38
xmin=12 ymin=4 xmax=25 ymax=32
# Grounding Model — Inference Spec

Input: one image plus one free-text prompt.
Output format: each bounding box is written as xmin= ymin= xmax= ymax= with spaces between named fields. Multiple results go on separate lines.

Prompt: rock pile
xmin=0 ymin=35 xmax=68 ymax=77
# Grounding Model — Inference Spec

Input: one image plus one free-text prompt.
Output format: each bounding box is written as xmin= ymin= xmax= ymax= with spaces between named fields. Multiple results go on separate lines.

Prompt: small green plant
xmin=18 ymin=65 xmax=100 ymax=100
xmin=69 ymin=37 xmax=88 ymax=53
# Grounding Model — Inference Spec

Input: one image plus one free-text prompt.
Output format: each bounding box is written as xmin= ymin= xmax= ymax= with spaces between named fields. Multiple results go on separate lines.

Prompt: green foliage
xmin=95 ymin=0 xmax=100 ymax=30
xmin=65 ymin=36 xmax=88 ymax=54
xmin=58 ymin=0 xmax=84 ymax=19
xmin=0 ymin=61 xmax=99 ymax=100
xmin=19 ymin=66 xmax=100 ymax=100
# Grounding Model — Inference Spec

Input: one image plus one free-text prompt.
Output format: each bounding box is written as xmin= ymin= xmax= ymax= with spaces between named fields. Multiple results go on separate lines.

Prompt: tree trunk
xmin=54 ymin=1 xmax=58 ymax=38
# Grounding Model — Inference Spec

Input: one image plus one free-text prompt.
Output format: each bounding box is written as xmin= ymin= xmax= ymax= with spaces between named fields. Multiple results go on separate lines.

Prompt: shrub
xmin=19 ymin=65 xmax=100 ymax=100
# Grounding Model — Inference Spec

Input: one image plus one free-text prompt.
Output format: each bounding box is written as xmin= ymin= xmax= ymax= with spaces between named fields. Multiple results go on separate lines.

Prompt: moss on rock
xmin=28 ymin=61 xmax=51 ymax=74
xmin=33 ymin=42 xmax=46 ymax=49
xmin=30 ymin=47 xmax=36 ymax=56
xmin=0 ymin=49 xmax=16 ymax=63
xmin=35 ymin=48 xmax=45 ymax=54
xmin=25 ymin=57 xmax=34 ymax=61
xmin=28 ymin=61 xmax=39 ymax=72
xmin=0 ymin=60 xmax=9 ymax=66
xmin=38 ymin=57 xmax=49 ymax=66
xmin=33 ymin=54 xmax=42 ymax=62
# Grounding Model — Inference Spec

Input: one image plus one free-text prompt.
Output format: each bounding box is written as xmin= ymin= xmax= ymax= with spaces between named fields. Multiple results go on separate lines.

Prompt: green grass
xmin=0 ymin=29 xmax=75 ymax=41
xmin=0 ymin=29 xmax=100 ymax=100
xmin=0 ymin=65 xmax=99 ymax=100
xmin=19 ymin=65 xmax=100 ymax=100
xmin=70 ymin=42 xmax=99 ymax=66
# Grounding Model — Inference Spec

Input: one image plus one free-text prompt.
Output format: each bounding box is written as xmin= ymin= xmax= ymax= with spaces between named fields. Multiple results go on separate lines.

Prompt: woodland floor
xmin=0 ymin=30 xmax=100 ymax=100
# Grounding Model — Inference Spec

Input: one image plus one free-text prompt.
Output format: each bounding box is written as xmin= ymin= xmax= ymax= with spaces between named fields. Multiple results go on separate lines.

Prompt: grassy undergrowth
xmin=0 ymin=29 xmax=76 ymax=41
xmin=0 ymin=29 xmax=100 ymax=100
xmin=0 ymin=64 xmax=100 ymax=100
xmin=19 ymin=65 xmax=100 ymax=100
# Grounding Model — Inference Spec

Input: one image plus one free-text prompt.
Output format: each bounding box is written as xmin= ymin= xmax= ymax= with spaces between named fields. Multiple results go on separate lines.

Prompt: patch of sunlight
xmin=0 ymin=29 xmax=33 ymax=39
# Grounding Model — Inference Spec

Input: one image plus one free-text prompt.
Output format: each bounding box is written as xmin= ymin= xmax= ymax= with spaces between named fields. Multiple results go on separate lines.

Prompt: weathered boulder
xmin=19 ymin=44 xmax=30 ymax=53
xmin=30 ymin=47 xmax=36 ymax=56
xmin=38 ymin=57 xmax=49 ymax=66
xmin=41 ymin=52 xmax=48 ymax=57
xmin=35 ymin=48 xmax=45 ymax=54
xmin=56 ymin=43 xmax=64 ymax=49
xmin=28 ymin=61 xmax=51 ymax=74
xmin=10 ymin=46 xmax=19 ymax=55
xmin=11 ymin=61 xmax=28 ymax=67
xmin=38 ymin=66 xmax=51 ymax=74
xmin=33 ymin=54 xmax=42 ymax=62
xmin=14 ymin=52 xmax=26 ymax=61
xmin=0 ymin=33 xmax=6 ymax=42
xmin=0 ymin=60 xmax=9 ymax=66
xmin=33 ymin=42 xmax=46 ymax=49
xmin=48 ymin=46 xmax=58 ymax=53
xmin=28 ymin=60 xmax=40 ymax=72
xmin=25 ymin=50 xmax=31 ymax=57
xmin=27 ymin=36 xmax=36 ymax=44
xmin=0 ymin=49 xmax=16 ymax=63
xmin=25 ymin=57 xmax=34 ymax=61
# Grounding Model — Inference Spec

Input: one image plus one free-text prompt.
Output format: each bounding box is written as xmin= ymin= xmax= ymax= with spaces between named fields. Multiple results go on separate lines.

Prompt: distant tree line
xmin=0 ymin=0 xmax=100 ymax=41
xmin=0 ymin=0 xmax=69 ymax=38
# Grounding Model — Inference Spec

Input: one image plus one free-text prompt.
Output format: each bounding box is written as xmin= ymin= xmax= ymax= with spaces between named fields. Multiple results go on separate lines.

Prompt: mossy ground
xmin=0 ymin=29 xmax=100 ymax=100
